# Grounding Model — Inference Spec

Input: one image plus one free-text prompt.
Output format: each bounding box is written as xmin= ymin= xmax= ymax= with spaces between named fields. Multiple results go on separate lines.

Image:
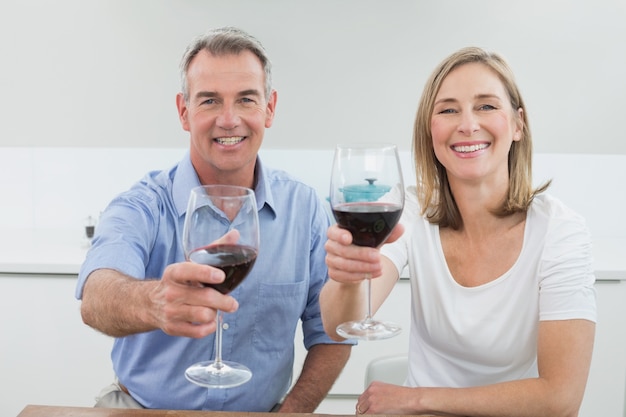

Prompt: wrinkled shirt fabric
xmin=76 ymin=153 xmax=351 ymax=411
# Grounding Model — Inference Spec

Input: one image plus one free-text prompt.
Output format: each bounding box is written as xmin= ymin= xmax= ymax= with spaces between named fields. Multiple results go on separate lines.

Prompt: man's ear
xmin=176 ymin=92 xmax=190 ymax=132
xmin=264 ymin=90 xmax=278 ymax=128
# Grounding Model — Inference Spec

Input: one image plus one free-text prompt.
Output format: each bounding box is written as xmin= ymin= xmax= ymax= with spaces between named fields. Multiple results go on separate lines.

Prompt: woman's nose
xmin=457 ymin=111 xmax=480 ymax=136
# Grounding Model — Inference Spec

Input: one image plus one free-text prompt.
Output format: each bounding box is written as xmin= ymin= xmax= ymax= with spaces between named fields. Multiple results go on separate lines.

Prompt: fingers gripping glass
xmin=329 ymin=144 xmax=404 ymax=340
xmin=182 ymin=185 xmax=260 ymax=388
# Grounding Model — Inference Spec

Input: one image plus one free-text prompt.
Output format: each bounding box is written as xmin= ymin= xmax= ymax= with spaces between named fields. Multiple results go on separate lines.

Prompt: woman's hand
xmin=357 ymin=382 xmax=422 ymax=415
xmin=325 ymin=223 xmax=404 ymax=284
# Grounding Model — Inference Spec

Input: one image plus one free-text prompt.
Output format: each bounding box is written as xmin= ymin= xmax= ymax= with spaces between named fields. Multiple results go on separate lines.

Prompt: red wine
xmin=189 ymin=244 xmax=257 ymax=294
xmin=332 ymin=202 xmax=402 ymax=248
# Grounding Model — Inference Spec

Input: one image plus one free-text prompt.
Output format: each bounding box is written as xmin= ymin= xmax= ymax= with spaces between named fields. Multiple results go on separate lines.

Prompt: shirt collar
xmin=173 ymin=152 xmax=277 ymax=219
xmin=253 ymin=157 xmax=277 ymax=219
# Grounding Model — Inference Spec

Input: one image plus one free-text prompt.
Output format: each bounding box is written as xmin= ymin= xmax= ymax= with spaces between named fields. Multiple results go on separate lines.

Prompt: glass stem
xmin=364 ymin=277 xmax=374 ymax=324
xmin=213 ymin=310 xmax=224 ymax=370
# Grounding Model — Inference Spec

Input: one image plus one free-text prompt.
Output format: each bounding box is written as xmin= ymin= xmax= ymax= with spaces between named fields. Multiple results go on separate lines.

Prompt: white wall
xmin=1 ymin=0 xmax=625 ymax=154
xmin=1 ymin=147 xmax=624 ymax=241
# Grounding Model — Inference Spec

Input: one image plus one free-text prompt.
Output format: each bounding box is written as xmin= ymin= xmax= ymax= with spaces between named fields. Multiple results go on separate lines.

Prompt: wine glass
xmin=329 ymin=143 xmax=404 ymax=340
xmin=182 ymin=184 xmax=260 ymax=388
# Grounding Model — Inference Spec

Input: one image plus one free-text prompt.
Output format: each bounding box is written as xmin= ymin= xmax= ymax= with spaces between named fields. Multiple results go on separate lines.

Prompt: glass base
xmin=185 ymin=360 xmax=252 ymax=389
xmin=336 ymin=319 xmax=401 ymax=341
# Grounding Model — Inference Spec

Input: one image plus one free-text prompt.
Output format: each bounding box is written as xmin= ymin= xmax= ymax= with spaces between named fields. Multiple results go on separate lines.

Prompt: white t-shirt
xmin=381 ymin=188 xmax=597 ymax=388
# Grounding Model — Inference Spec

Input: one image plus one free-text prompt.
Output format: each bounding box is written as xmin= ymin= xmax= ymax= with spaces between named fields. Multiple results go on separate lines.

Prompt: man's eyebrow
xmin=193 ymin=89 xmax=262 ymax=100
xmin=194 ymin=91 xmax=219 ymax=99
xmin=238 ymin=89 xmax=262 ymax=97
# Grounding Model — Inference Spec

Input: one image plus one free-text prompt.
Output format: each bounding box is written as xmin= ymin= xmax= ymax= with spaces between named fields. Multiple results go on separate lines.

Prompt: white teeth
xmin=453 ymin=143 xmax=489 ymax=153
xmin=216 ymin=136 xmax=244 ymax=145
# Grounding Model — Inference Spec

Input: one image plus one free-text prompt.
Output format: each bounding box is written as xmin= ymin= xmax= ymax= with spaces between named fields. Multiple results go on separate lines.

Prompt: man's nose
xmin=216 ymin=105 xmax=240 ymax=130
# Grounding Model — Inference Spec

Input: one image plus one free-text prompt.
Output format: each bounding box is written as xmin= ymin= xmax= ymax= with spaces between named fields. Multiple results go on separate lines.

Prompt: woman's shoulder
xmin=405 ymin=185 xmax=421 ymax=210
xmin=529 ymin=193 xmax=590 ymax=239
xmin=531 ymin=193 xmax=585 ymax=222
xmin=397 ymin=186 xmax=431 ymax=234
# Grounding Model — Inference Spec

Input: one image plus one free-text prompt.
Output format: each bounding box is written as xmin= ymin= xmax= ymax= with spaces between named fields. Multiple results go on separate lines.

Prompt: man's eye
xmin=202 ymin=99 xmax=216 ymax=105
xmin=240 ymin=97 xmax=255 ymax=104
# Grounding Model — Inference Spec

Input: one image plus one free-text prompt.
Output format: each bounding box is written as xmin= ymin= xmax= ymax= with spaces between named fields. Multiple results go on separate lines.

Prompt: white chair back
xmin=364 ymin=354 xmax=408 ymax=388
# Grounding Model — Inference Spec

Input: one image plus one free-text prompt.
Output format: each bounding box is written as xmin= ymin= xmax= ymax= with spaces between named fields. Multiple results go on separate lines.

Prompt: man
xmin=76 ymin=26 xmax=352 ymax=412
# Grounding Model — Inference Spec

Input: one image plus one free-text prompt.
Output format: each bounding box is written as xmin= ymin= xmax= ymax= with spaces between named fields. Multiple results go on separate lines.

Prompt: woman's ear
xmin=514 ymin=107 xmax=524 ymax=142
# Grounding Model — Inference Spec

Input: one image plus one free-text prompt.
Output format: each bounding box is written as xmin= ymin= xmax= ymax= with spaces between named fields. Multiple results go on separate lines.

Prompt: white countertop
xmin=0 ymin=228 xmax=89 ymax=275
xmin=592 ymin=237 xmax=626 ymax=281
xmin=0 ymin=228 xmax=624 ymax=280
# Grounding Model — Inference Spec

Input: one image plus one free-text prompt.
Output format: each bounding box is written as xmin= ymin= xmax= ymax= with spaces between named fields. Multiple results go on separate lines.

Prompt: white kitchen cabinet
xmin=579 ymin=279 xmax=626 ymax=417
xmin=0 ymin=274 xmax=114 ymax=417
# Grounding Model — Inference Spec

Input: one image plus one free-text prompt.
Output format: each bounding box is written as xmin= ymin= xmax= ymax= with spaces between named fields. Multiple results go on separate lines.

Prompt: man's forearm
xmin=80 ymin=269 xmax=158 ymax=337
xmin=279 ymin=343 xmax=352 ymax=413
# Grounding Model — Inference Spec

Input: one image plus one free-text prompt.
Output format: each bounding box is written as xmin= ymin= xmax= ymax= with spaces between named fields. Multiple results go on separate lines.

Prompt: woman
xmin=320 ymin=47 xmax=596 ymax=417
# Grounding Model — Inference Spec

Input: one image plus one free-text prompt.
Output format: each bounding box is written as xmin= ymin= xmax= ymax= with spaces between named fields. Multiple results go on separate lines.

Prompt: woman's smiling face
xmin=430 ymin=62 xmax=523 ymax=184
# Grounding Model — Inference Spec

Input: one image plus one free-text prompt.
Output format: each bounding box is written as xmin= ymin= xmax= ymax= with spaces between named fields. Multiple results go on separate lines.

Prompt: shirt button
xmin=222 ymin=322 xmax=229 ymax=330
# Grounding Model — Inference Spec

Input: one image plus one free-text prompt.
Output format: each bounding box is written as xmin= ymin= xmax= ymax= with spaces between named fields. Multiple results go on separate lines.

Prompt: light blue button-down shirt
xmin=76 ymin=153 xmax=351 ymax=411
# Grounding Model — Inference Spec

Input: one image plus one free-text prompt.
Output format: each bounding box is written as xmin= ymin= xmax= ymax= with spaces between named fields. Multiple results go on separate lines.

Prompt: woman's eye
xmin=437 ymin=108 xmax=456 ymax=114
xmin=479 ymin=104 xmax=496 ymax=111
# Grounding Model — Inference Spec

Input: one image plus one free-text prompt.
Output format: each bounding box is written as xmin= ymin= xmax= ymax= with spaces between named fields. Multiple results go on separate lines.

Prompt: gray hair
xmin=179 ymin=26 xmax=273 ymax=102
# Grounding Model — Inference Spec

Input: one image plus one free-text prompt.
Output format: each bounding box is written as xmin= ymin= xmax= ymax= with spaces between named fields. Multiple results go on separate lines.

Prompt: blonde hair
xmin=413 ymin=47 xmax=549 ymax=229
